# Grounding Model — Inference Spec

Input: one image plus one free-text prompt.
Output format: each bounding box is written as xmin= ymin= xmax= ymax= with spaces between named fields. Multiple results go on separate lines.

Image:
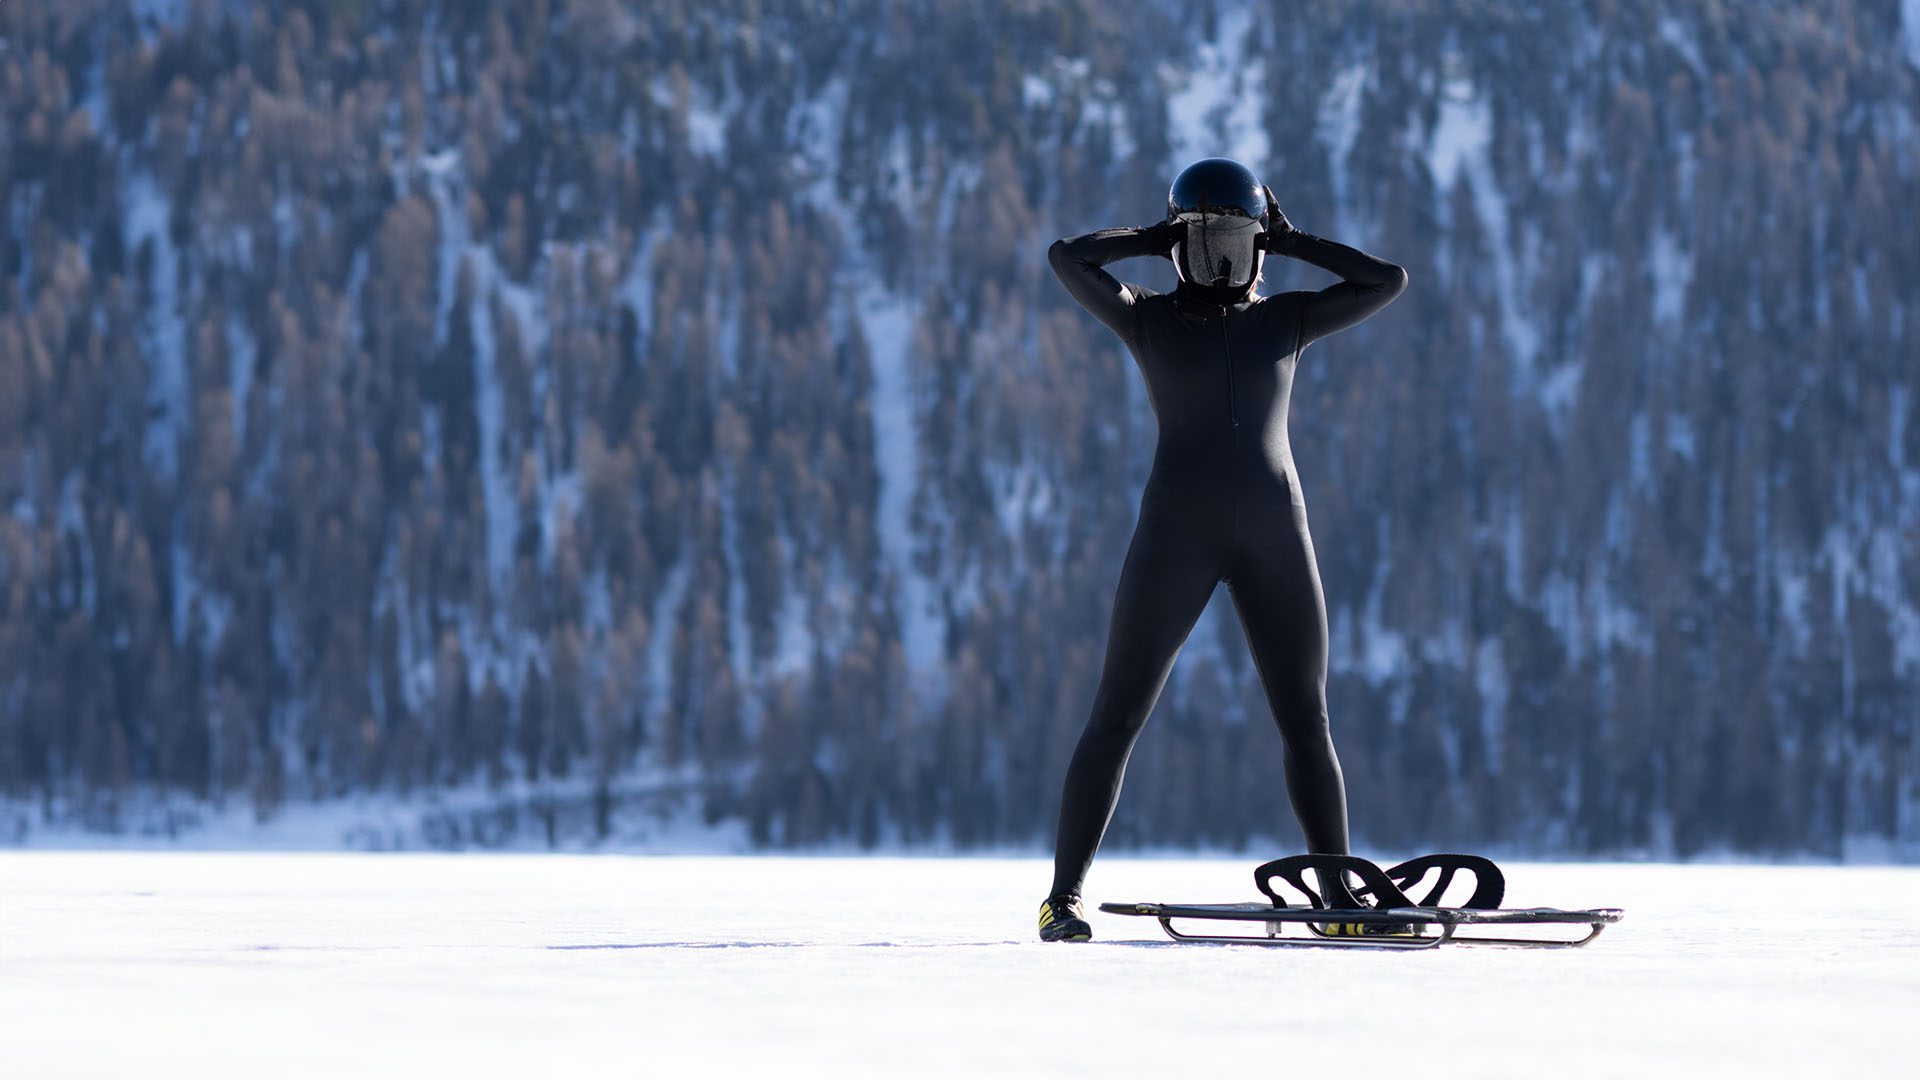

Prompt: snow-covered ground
xmin=3 ymin=854 xmax=1916 ymax=1078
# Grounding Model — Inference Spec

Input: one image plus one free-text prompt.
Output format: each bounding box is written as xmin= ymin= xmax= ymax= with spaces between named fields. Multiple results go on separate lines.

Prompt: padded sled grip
xmin=1381 ymin=854 xmax=1506 ymax=909
xmin=1252 ymin=854 xmax=1414 ymax=911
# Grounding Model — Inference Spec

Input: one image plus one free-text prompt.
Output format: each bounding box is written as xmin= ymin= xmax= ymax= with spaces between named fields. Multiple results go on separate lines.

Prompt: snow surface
xmin=784 ymin=69 xmax=947 ymax=702
xmin=1426 ymin=74 xmax=1539 ymax=374
xmin=1317 ymin=63 xmax=1369 ymax=239
xmin=424 ymin=151 xmax=528 ymax=600
xmin=1473 ymin=638 xmax=1507 ymax=772
xmin=1905 ymin=0 xmax=1920 ymax=70
xmin=130 ymin=0 xmax=189 ymax=31
xmin=2 ymin=854 xmax=1916 ymax=1078
xmin=224 ymin=314 xmax=256 ymax=445
xmin=1165 ymin=5 xmax=1270 ymax=171
xmin=123 ymin=171 xmax=187 ymax=480
xmin=651 ymin=73 xmax=732 ymax=158
xmin=1647 ymin=226 xmax=1694 ymax=327
xmin=856 ymin=279 xmax=946 ymax=692
xmin=1657 ymin=15 xmax=1709 ymax=81
xmin=646 ymin=560 xmax=692 ymax=724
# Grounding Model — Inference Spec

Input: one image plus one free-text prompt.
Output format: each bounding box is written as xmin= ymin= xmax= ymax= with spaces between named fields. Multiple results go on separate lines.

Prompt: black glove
xmin=1143 ymin=217 xmax=1185 ymax=261
xmin=1259 ymin=185 xmax=1299 ymax=254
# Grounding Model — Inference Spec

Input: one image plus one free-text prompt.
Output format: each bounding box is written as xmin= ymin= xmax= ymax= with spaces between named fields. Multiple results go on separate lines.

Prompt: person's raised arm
xmin=1261 ymin=186 xmax=1408 ymax=346
xmin=1048 ymin=221 xmax=1181 ymax=342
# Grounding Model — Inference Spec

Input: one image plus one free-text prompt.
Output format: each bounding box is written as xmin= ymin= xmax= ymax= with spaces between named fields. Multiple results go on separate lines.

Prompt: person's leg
xmin=1048 ymin=515 xmax=1221 ymax=899
xmin=1225 ymin=503 xmax=1358 ymax=906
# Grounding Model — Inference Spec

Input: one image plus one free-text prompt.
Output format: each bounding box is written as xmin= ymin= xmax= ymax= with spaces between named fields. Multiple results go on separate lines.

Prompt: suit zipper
xmin=1220 ymin=305 xmax=1238 ymax=428
xmin=1220 ymin=303 xmax=1241 ymax=548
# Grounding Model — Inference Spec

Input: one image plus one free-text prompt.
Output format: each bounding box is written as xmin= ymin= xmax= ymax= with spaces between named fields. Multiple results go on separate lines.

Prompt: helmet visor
xmin=1176 ymin=213 xmax=1262 ymax=289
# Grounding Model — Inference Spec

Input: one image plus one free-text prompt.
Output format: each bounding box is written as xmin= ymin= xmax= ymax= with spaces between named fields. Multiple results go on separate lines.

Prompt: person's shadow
xmin=547 ymin=939 xmax=1190 ymax=950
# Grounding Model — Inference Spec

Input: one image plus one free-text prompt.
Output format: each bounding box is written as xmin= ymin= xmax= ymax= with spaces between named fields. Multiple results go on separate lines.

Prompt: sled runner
xmin=1098 ymin=853 xmax=1622 ymax=949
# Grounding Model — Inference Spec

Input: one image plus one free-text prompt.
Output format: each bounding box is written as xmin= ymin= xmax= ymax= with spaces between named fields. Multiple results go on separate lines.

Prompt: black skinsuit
xmin=1045 ymin=225 xmax=1407 ymax=900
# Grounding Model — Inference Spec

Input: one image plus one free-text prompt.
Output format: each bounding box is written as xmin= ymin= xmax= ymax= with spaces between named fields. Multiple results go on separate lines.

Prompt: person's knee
xmin=1272 ymin=692 xmax=1332 ymax=749
xmin=1084 ymin=685 xmax=1151 ymax=743
xmin=1084 ymin=705 xmax=1146 ymax=746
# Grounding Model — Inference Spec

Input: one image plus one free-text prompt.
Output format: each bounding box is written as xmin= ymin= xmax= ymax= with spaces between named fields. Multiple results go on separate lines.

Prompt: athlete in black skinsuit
xmin=1037 ymin=161 xmax=1407 ymax=941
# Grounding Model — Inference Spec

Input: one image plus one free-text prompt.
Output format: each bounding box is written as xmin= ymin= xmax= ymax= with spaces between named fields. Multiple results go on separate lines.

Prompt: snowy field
xmin=3 ymin=854 xmax=1917 ymax=1078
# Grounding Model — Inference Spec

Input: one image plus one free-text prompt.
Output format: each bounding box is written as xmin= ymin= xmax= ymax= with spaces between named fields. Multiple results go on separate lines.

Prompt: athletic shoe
xmin=1038 ymin=893 xmax=1093 ymax=942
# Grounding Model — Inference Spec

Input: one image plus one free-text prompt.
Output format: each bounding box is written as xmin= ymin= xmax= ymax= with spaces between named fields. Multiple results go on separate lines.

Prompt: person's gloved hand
xmin=1259 ymin=185 xmax=1299 ymax=254
xmin=1143 ymin=216 xmax=1185 ymax=260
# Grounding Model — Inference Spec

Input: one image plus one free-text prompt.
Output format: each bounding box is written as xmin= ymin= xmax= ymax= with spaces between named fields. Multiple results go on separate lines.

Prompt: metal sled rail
xmin=1098 ymin=901 xmax=1621 ymax=948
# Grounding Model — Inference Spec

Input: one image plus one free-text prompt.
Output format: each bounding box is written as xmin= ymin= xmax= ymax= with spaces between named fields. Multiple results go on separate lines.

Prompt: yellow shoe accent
xmin=1318 ymin=920 xmax=1416 ymax=937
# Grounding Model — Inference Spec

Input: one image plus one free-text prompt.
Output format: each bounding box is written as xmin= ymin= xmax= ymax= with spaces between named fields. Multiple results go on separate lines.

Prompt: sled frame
xmin=1099 ymin=850 xmax=1623 ymax=950
xmin=1098 ymin=901 xmax=1617 ymax=949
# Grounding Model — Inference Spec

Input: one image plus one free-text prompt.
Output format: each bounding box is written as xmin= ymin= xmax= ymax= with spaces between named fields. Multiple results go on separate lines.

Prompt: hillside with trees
xmin=1 ymin=0 xmax=1915 ymax=857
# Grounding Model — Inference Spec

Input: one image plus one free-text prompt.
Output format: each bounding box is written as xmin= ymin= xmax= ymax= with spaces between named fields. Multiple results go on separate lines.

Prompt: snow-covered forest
xmin=2 ymin=0 xmax=1916 ymax=857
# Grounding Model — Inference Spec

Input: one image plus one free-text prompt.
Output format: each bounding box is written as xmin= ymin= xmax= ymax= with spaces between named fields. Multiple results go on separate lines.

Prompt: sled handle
xmin=1380 ymin=853 xmax=1506 ymax=909
xmin=1253 ymin=854 xmax=1414 ymax=911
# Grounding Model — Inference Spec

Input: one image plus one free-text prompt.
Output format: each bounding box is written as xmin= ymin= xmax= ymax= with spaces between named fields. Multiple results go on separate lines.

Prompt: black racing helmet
xmin=1167 ymin=157 xmax=1267 ymax=299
